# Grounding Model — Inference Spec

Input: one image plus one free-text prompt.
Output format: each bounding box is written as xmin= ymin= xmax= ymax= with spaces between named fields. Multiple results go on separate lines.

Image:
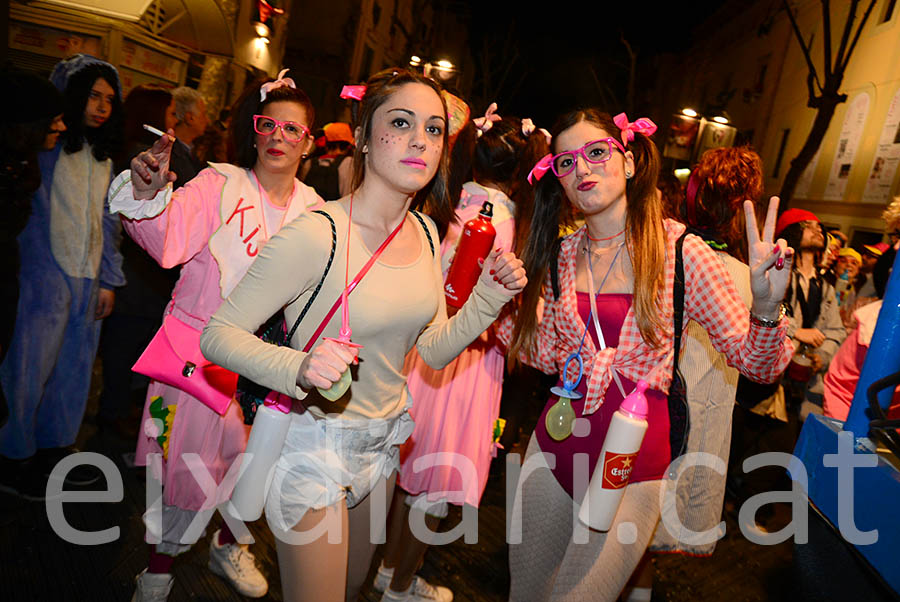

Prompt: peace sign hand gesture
xmin=745 ymin=197 xmax=794 ymax=320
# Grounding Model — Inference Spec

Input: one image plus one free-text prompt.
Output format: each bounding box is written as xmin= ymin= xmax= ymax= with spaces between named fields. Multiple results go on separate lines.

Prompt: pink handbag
xmin=132 ymin=314 xmax=238 ymax=415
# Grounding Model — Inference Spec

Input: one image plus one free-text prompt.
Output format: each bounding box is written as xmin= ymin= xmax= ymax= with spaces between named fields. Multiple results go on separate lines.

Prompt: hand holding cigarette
xmin=131 ymin=127 xmax=177 ymax=199
xmin=143 ymin=124 xmax=176 ymax=141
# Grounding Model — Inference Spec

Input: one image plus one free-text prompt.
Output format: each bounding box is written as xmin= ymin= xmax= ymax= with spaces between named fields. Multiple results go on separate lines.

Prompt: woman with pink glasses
xmin=498 ymin=108 xmax=794 ymax=601
xmin=108 ymin=72 xmax=323 ymax=602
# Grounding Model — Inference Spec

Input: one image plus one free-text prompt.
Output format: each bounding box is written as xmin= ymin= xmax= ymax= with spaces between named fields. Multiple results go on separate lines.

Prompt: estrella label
xmin=601 ymin=450 xmax=638 ymax=490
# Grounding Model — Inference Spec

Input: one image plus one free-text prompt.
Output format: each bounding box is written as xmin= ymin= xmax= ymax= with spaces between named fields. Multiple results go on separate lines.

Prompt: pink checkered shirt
xmin=498 ymin=220 xmax=793 ymax=415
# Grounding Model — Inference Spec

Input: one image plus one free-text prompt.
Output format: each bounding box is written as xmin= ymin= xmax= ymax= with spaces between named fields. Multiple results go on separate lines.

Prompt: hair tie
xmin=442 ymin=90 xmax=471 ymax=142
xmin=612 ymin=112 xmax=657 ymax=147
xmin=521 ymin=118 xmax=552 ymax=145
xmin=527 ymin=153 xmax=553 ymax=185
xmin=473 ymin=102 xmax=500 ymax=137
xmin=260 ymin=69 xmax=296 ymax=102
xmin=340 ymin=84 xmax=367 ymax=101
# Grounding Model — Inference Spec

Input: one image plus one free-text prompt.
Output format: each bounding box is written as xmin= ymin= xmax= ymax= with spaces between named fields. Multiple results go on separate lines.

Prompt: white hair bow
xmin=521 ymin=118 xmax=551 ymax=145
xmin=473 ymin=102 xmax=501 ymax=137
xmin=260 ymin=69 xmax=297 ymax=101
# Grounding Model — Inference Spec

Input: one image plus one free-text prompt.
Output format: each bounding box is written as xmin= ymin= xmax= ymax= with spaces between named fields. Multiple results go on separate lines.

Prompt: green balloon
xmin=545 ymin=397 xmax=575 ymax=441
xmin=317 ymin=369 xmax=352 ymax=401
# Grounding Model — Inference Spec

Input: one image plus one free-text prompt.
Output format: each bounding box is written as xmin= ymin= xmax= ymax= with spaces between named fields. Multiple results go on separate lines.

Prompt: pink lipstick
xmin=267 ymin=149 xmax=285 ymax=156
xmin=577 ymin=181 xmax=596 ymax=191
xmin=401 ymin=157 xmax=427 ymax=169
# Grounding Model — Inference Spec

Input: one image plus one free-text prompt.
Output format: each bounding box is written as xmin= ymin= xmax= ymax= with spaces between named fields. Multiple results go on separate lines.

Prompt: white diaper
xmin=265 ymin=409 xmax=414 ymax=531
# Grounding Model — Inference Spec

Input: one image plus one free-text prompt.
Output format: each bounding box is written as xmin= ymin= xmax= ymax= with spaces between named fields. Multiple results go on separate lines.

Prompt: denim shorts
xmin=264 ymin=408 xmax=414 ymax=531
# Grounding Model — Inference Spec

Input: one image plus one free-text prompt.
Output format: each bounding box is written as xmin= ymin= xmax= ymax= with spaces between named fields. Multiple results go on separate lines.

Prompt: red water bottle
xmin=444 ymin=201 xmax=496 ymax=308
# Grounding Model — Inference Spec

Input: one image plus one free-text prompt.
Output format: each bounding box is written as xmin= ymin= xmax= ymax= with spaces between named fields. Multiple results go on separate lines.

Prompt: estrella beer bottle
xmin=578 ymin=380 xmax=650 ymax=531
xmin=444 ymin=200 xmax=496 ymax=308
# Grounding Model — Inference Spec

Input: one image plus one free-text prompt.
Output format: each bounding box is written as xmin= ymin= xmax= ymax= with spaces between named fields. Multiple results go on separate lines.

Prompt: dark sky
xmin=461 ymin=1 xmax=731 ymax=122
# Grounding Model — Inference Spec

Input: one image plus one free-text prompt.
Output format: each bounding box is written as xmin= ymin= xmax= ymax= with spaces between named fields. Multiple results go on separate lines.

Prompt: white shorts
xmin=265 ymin=409 xmax=414 ymax=531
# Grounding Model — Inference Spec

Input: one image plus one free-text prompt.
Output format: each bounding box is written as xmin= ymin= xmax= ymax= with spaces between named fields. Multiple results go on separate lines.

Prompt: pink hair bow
xmin=612 ymin=113 xmax=657 ymax=146
xmin=527 ymin=153 xmax=553 ymax=185
xmin=259 ymin=69 xmax=296 ymax=102
xmin=521 ymin=118 xmax=552 ymax=145
xmin=473 ymin=102 xmax=501 ymax=136
xmin=340 ymin=85 xmax=367 ymax=101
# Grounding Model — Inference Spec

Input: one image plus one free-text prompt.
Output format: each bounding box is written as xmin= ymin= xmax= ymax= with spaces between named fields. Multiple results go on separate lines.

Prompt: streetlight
xmin=422 ymin=58 xmax=456 ymax=82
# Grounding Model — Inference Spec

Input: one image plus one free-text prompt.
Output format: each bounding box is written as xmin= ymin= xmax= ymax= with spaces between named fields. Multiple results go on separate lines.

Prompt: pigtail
xmin=621 ymin=131 xmax=666 ymax=348
xmin=507 ymin=174 xmax=570 ymax=366
xmin=510 ymin=126 xmax=551 ymax=257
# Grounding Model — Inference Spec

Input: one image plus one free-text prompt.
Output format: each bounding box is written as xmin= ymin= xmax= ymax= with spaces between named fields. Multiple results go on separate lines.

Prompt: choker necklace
xmin=585 ymin=227 xmax=625 ymax=242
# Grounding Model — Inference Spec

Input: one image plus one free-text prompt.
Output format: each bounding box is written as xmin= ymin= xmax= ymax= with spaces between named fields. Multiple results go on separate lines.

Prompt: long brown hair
xmin=509 ymin=108 xmax=665 ymax=362
xmin=347 ymin=68 xmax=454 ymax=235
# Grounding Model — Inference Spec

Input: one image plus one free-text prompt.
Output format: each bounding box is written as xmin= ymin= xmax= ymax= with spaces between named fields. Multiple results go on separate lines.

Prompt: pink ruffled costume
xmin=397 ymin=182 xmax=515 ymax=509
xmin=108 ymin=164 xmax=323 ymax=552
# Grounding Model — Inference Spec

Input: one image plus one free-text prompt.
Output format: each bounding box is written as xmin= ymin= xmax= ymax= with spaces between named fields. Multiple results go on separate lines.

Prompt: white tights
xmin=508 ymin=435 xmax=661 ymax=602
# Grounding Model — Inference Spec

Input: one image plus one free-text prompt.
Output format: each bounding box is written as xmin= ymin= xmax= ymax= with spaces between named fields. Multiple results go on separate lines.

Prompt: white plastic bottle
xmin=578 ymin=380 xmax=650 ymax=531
xmin=228 ymin=393 xmax=292 ymax=522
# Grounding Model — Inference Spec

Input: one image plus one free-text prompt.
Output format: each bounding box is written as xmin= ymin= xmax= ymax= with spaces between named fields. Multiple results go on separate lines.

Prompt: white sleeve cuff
xmin=107 ymin=170 xmax=172 ymax=219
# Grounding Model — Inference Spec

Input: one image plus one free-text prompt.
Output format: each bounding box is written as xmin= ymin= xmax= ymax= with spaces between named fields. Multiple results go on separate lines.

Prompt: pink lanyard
xmin=302 ymin=207 xmax=406 ymax=351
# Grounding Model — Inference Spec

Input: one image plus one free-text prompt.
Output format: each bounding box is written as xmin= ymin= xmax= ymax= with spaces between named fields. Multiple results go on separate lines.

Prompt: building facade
xmin=8 ymin=0 xmax=294 ymax=120
xmin=657 ymin=0 xmax=900 ymax=240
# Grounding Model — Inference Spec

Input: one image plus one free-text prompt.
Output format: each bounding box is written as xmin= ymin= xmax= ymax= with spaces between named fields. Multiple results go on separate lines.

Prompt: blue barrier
xmin=845 ymin=250 xmax=900 ymax=437
xmin=792 ymin=247 xmax=899 ymax=595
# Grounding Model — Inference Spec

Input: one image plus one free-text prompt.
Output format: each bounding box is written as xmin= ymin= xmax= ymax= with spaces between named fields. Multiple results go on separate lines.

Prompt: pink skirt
xmin=136 ymin=381 xmax=250 ymax=511
xmin=397 ymin=336 xmax=504 ymax=508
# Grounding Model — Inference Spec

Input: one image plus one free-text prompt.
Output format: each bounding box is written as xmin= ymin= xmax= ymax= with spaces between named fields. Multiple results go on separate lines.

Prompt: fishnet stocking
xmin=508 ymin=435 xmax=661 ymax=602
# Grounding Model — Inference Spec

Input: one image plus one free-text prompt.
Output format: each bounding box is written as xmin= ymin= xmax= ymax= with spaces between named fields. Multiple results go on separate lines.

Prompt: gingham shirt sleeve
xmin=527 ymin=284 xmax=564 ymax=374
xmin=682 ymin=235 xmax=793 ymax=383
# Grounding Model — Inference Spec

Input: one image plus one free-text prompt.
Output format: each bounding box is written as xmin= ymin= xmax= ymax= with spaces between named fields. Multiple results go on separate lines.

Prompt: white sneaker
xmin=373 ymin=562 xmax=394 ymax=592
xmin=131 ymin=569 xmax=174 ymax=602
xmin=381 ymin=576 xmax=453 ymax=602
xmin=207 ymin=530 xmax=268 ymax=598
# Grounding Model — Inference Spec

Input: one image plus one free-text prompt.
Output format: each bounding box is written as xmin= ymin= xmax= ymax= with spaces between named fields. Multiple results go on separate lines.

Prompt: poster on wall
xmin=663 ymin=115 xmax=700 ymax=161
xmin=695 ymin=121 xmax=737 ymax=159
xmin=119 ymin=38 xmax=183 ymax=86
xmin=823 ymin=92 xmax=871 ymax=200
xmin=9 ymin=21 xmax=102 ymax=60
xmin=794 ymin=147 xmax=822 ymax=199
xmin=862 ymin=87 xmax=900 ymax=203
xmin=118 ymin=67 xmax=175 ymax=96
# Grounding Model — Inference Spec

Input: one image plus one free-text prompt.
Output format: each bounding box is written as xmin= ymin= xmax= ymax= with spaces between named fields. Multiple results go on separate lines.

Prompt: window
xmin=361 ymin=46 xmax=373 ymax=79
xmin=372 ymin=3 xmax=381 ymax=26
xmin=880 ymin=0 xmax=897 ymax=24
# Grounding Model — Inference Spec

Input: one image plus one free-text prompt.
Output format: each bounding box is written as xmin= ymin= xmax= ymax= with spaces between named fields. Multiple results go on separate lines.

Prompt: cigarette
xmin=143 ymin=124 xmax=174 ymax=140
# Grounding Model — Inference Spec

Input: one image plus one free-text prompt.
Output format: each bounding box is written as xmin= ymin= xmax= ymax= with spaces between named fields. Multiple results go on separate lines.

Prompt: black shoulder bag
xmin=235 ymin=210 xmax=337 ymax=424
xmin=669 ymin=230 xmax=691 ymax=460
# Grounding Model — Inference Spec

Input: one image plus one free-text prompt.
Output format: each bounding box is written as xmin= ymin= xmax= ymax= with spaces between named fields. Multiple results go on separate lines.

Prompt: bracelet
xmin=749 ymin=303 xmax=786 ymax=328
